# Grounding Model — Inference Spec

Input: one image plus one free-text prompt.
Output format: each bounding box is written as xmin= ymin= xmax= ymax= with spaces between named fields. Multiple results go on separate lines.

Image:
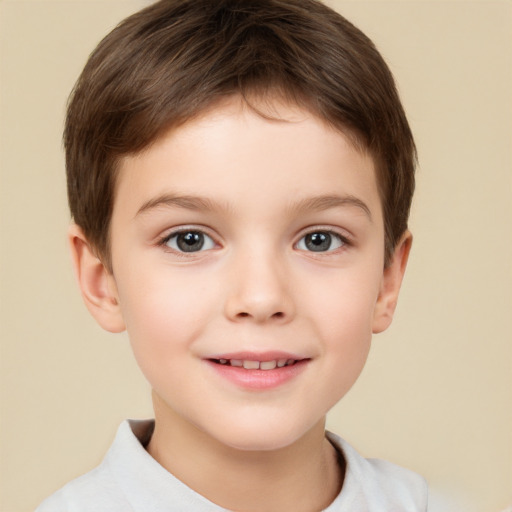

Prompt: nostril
xmin=235 ymin=311 xmax=285 ymax=320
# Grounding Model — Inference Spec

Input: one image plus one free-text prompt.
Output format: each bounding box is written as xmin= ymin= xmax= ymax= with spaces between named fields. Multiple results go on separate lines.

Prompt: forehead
xmin=114 ymin=96 xmax=381 ymax=221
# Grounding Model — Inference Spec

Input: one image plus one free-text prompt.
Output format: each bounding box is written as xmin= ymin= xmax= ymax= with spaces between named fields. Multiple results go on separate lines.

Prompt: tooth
xmin=277 ymin=359 xmax=287 ymax=367
xmin=230 ymin=359 xmax=243 ymax=367
xmin=219 ymin=359 xmax=228 ymax=364
xmin=286 ymin=359 xmax=295 ymax=366
xmin=243 ymin=360 xmax=260 ymax=370
xmin=260 ymin=360 xmax=277 ymax=370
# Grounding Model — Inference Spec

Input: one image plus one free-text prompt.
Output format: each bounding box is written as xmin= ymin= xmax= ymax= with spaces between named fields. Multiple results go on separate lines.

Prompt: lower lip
xmin=205 ymin=360 xmax=309 ymax=390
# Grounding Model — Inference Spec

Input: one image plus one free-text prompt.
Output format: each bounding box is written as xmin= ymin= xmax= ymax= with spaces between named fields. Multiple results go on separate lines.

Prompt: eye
xmin=164 ymin=230 xmax=216 ymax=253
xmin=296 ymin=231 xmax=346 ymax=252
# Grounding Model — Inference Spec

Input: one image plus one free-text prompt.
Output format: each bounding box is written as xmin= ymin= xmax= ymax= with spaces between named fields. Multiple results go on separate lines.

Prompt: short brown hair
xmin=65 ymin=0 xmax=416 ymax=270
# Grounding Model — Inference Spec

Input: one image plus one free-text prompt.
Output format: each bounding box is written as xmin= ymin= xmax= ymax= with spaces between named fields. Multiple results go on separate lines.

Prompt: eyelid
xmin=157 ymin=225 xmax=220 ymax=253
xmin=294 ymin=226 xmax=353 ymax=251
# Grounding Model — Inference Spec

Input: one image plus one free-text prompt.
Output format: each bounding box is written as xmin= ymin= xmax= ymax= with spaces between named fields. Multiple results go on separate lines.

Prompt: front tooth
xmin=277 ymin=359 xmax=287 ymax=367
xmin=230 ymin=359 xmax=243 ymax=367
xmin=260 ymin=360 xmax=277 ymax=370
xmin=243 ymin=360 xmax=260 ymax=370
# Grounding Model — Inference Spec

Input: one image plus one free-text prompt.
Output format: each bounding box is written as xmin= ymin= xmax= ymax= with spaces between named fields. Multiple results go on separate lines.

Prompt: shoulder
xmin=35 ymin=420 xmax=145 ymax=512
xmin=35 ymin=419 xmax=229 ymax=512
xmin=326 ymin=432 xmax=428 ymax=512
xmin=35 ymin=463 xmax=131 ymax=512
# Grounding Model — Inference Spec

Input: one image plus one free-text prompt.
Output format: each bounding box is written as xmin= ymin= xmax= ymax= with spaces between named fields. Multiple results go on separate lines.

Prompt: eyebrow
xmin=136 ymin=192 xmax=372 ymax=220
xmin=136 ymin=194 xmax=227 ymax=217
xmin=290 ymin=194 xmax=372 ymax=220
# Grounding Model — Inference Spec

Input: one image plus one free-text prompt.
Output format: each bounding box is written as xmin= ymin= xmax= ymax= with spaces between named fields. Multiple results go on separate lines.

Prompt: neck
xmin=147 ymin=395 xmax=344 ymax=512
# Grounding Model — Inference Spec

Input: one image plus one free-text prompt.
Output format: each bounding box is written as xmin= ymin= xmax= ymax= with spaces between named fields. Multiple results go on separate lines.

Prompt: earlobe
xmin=372 ymin=231 xmax=412 ymax=334
xmin=68 ymin=224 xmax=126 ymax=333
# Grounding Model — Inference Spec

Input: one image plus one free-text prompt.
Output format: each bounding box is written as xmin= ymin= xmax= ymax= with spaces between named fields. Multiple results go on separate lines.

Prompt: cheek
xmin=302 ymin=262 xmax=381 ymax=336
xmin=115 ymin=267 xmax=218 ymax=367
xmin=300 ymin=265 xmax=380 ymax=385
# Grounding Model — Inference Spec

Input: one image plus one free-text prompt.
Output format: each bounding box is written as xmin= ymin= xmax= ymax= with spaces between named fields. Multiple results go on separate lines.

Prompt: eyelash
xmin=157 ymin=227 xmax=352 ymax=255
xmin=295 ymin=229 xmax=351 ymax=254
xmin=157 ymin=227 xmax=217 ymax=255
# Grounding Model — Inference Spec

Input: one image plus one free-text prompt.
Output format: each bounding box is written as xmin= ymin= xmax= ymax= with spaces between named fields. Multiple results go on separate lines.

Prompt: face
xmin=96 ymin=97 xmax=407 ymax=451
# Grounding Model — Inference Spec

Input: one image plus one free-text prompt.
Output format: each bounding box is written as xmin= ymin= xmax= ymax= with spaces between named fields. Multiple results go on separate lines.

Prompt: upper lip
xmin=205 ymin=351 xmax=308 ymax=362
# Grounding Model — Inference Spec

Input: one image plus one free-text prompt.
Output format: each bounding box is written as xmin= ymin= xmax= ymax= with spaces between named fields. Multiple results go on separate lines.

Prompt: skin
xmin=70 ymin=96 xmax=411 ymax=511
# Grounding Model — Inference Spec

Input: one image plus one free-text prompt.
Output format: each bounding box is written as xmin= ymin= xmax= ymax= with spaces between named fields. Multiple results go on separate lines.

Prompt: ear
xmin=68 ymin=224 xmax=126 ymax=333
xmin=372 ymin=231 xmax=412 ymax=334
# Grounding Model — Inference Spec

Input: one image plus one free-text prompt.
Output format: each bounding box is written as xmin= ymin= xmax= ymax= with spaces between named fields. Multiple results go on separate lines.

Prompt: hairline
xmin=99 ymin=92 xmax=384 ymax=273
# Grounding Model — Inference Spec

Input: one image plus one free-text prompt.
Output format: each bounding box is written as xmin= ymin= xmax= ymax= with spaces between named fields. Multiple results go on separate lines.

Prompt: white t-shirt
xmin=36 ymin=419 xmax=428 ymax=511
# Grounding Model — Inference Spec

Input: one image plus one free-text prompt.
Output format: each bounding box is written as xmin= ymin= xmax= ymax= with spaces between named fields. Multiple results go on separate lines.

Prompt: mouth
xmin=208 ymin=358 xmax=302 ymax=370
xmin=205 ymin=354 xmax=310 ymax=390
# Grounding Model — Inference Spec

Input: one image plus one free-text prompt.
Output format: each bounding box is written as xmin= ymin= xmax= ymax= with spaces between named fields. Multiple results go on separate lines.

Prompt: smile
xmin=206 ymin=355 xmax=310 ymax=390
xmin=211 ymin=358 xmax=299 ymax=370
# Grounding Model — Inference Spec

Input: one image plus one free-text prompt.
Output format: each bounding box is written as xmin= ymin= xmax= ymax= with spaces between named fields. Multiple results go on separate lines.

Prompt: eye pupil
xmin=305 ymin=232 xmax=331 ymax=252
xmin=177 ymin=232 xmax=204 ymax=252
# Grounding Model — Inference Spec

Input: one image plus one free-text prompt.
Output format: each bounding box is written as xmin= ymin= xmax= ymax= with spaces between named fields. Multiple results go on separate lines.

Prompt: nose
xmin=223 ymin=249 xmax=295 ymax=324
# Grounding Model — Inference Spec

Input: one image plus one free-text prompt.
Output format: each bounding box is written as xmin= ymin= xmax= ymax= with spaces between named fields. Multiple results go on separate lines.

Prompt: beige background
xmin=0 ymin=1 xmax=510 ymax=511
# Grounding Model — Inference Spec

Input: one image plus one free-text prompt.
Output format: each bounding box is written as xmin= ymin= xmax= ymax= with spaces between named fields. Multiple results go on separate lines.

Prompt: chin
xmin=207 ymin=416 xmax=319 ymax=453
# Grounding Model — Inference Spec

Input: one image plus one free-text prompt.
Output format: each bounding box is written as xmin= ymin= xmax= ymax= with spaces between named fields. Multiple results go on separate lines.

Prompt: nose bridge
xmin=224 ymin=241 xmax=294 ymax=323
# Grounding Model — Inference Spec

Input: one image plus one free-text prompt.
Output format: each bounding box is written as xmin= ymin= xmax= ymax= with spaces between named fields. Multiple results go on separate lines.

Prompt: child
xmin=37 ymin=0 xmax=426 ymax=510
